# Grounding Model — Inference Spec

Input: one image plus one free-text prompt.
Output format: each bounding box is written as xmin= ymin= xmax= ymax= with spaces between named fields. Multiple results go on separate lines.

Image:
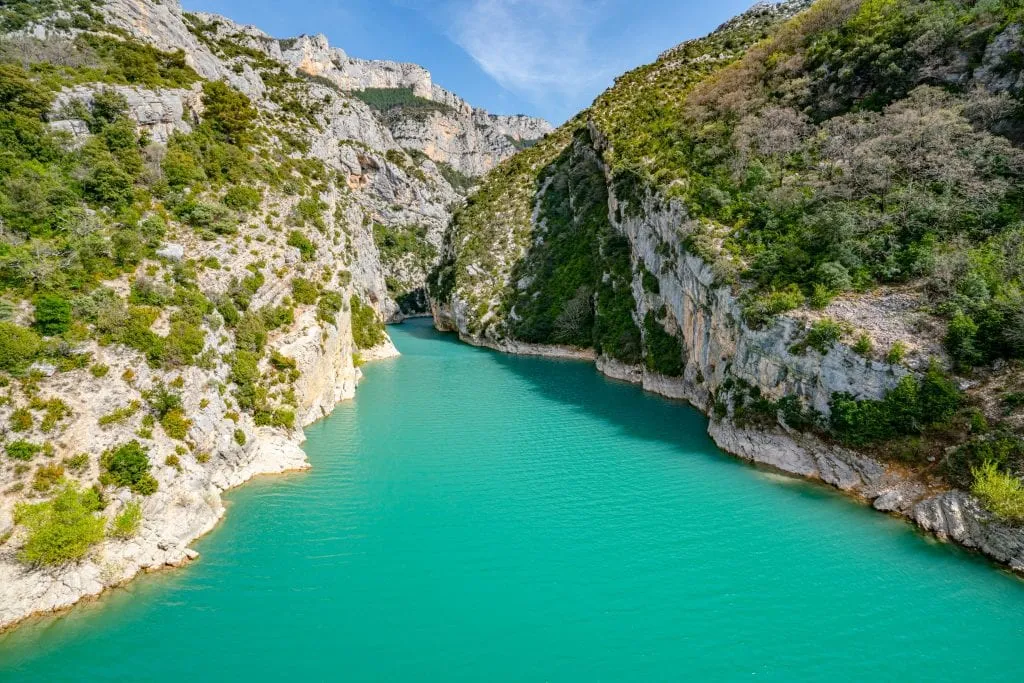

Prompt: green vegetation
xmin=291 ymin=277 xmax=320 ymax=305
xmin=373 ymin=223 xmax=437 ymax=268
xmin=350 ymin=295 xmax=385 ymax=349
xmin=830 ymin=364 xmax=961 ymax=446
xmin=792 ymin=319 xmax=849 ymax=355
xmin=100 ymin=441 xmax=157 ymax=495
xmin=109 ymin=500 xmax=142 ymax=539
xmin=6 ymin=440 xmax=42 ymax=461
xmin=13 ymin=484 xmax=105 ymax=566
xmin=643 ymin=311 xmax=684 ymax=376
xmin=98 ymin=400 xmax=141 ymax=427
xmin=353 ymin=88 xmax=454 ymax=120
xmin=287 ymin=230 xmax=317 ymax=261
xmin=972 ymin=461 xmax=1024 ymax=523
xmin=0 ymin=323 xmax=42 ymax=372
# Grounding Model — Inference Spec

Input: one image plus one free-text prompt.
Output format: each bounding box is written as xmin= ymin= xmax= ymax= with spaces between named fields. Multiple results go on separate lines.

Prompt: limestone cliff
xmin=0 ymin=0 xmax=540 ymax=630
xmin=432 ymin=0 xmax=1024 ymax=569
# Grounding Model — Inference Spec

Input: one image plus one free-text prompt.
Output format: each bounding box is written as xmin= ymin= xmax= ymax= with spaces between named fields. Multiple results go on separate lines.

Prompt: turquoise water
xmin=2 ymin=318 xmax=1024 ymax=680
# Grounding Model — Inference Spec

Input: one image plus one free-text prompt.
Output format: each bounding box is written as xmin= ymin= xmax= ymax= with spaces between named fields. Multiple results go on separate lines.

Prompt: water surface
xmin=2 ymin=318 xmax=1023 ymax=680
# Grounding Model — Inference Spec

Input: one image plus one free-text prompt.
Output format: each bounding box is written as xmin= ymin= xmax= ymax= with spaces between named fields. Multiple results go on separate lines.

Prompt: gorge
xmin=1 ymin=0 xmax=1024 ymax=674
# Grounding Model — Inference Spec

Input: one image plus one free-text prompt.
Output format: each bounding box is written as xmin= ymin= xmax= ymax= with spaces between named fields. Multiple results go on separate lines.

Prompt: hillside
xmin=432 ymin=0 xmax=1024 ymax=567
xmin=0 ymin=0 xmax=547 ymax=629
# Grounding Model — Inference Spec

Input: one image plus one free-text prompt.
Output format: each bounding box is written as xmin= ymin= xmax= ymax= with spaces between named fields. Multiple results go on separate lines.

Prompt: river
xmin=2 ymin=318 xmax=1023 ymax=680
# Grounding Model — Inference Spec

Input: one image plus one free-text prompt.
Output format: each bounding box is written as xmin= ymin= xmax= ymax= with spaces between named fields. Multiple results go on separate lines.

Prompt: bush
xmin=235 ymin=312 xmax=267 ymax=352
xmin=6 ymin=440 xmax=42 ymax=461
xmin=11 ymin=407 xmax=33 ymax=432
xmin=109 ymin=501 xmax=143 ymax=539
xmin=160 ymin=409 xmax=191 ymax=440
xmin=800 ymin=319 xmax=846 ymax=355
xmin=100 ymin=441 xmax=158 ymax=495
xmin=643 ymin=311 xmax=684 ymax=376
xmin=350 ymin=295 xmax=385 ymax=349
xmin=0 ymin=322 xmax=42 ymax=371
xmin=885 ymin=341 xmax=907 ymax=365
xmin=972 ymin=461 xmax=1024 ymax=523
xmin=34 ymin=293 xmax=72 ymax=336
xmin=946 ymin=311 xmax=982 ymax=370
xmin=852 ymin=334 xmax=873 ymax=357
xmin=32 ymin=463 xmax=64 ymax=492
xmin=830 ymin=365 xmax=961 ymax=447
xmin=317 ymin=290 xmax=344 ymax=324
xmin=234 ymin=428 xmax=246 ymax=446
xmin=201 ymin=80 xmax=258 ymax=145
xmin=291 ymin=277 xmax=319 ymax=305
xmin=287 ymin=230 xmax=316 ymax=261
xmin=13 ymin=484 xmax=105 ymax=566
xmin=223 ymin=185 xmax=262 ymax=212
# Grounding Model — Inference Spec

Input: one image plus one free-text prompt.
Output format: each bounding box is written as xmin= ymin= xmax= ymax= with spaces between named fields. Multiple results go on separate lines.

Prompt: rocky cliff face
xmin=0 ymin=0 xmax=543 ymax=630
xmin=432 ymin=0 xmax=1024 ymax=570
xmin=274 ymin=32 xmax=552 ymax=177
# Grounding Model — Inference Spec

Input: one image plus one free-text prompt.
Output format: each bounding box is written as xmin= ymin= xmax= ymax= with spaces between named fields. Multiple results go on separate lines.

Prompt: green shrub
xmin=34 ymin=293 xmax=72 ymax=336
xmin=885 ymin=342 xmax=908 ymax=365
xmin=799 ymin=319 xmax=846 ymax=355
xmin=6 ymin=440 xmax=42 ymax=461
xmin=352 ymin=87 xmax=454 ymax=118
xmin=110 ymin=501 xmax=143 ymax=539
xmin=643 ymin=311 xmax=684 ymax=376
xmin=260 ymin=305 xmax=294 ymax=331
xmin=100 ymin=441 xmax=158 ymax=495
xmin=63 ymin=453 xmax=90 ymax=473
xmin=160 ymin=409 xmax=191 ymax=440
xmin=235 ymin=312 xmax=267 ymax=352
xmin=830 ymin=365 xmax=961 ymax=447
xmin=234 ymin=428 xmax=246 ymax=446
xmin=350 ymin=295 xmax=385 ymax=349
xmin=90 ymin=363 xmax=110 ymax=378
xmin=946 ymin=311 xmax=982 ymax=370
xmin=317 ymin=290 xmax=344 ymax=324
xmin=0 ymin=322 xmax=42 ymax=371
xmin=287 ymin=230 xmax=316 ymax=261
xmin=742 ymin=285 xmax=805 ymax=327
xmin=13 ymin=484 xmax=105 ymax=566
xmin=972 ymin=461 xmax=1024 ymax=523
xmin=11 ymin=407 xmax=33 ymax=432
xmin=291 ymin=277 xmax=320 ymax=305
xmin=35 ymin=397 xmax=71 ymax=432
xmin=143 ymin=384 xmax=182 ymax=419
xmin=852 ymin=334 xmax=873 ymax=357
xmin=98 ymin=400 xmax=141 ymax=427
xmin=223 ymin=185 xmax=263 ymax=212
xmin=32 ymin=463 xmax=64 ymax=492
xmin=229 ymin=350 xmax=264 ymax=412
xmin=201 ymin=80 xmax=258 ymax=145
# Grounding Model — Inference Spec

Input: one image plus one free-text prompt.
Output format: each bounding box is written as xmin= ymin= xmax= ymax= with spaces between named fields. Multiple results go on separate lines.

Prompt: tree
xmin=34 ymin=293 xmax=72 ymax=336
xmin=101 ymin=441 xmax=158 ymax=495
xmin=201 ymin=80 xmax=257 ymax=145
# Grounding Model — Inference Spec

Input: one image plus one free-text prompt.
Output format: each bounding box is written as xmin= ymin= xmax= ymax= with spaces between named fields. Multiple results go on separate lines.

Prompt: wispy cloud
xmin=444 ymin=0 xmax=615 ymax=120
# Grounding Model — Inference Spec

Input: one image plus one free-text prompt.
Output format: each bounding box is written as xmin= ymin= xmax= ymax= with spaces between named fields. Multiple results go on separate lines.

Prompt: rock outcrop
xmin=0 ymin=0 xmax=545 ymax=631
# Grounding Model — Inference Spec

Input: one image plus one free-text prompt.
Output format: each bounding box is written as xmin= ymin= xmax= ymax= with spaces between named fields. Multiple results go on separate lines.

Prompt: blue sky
xmin=180 ymin=0 xmax=760 ymax=124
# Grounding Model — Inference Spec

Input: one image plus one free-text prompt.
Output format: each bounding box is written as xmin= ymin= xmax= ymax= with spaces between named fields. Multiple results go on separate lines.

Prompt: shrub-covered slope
xmin=433 ymin=0 xmax=1024 ymax=562
xmin=0 ymin=0 xmax=545 ymax=629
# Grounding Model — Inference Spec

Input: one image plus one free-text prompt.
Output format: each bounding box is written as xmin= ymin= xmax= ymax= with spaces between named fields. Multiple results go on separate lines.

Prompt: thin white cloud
xmin=445 ymin=0 xmax=614 ymax=117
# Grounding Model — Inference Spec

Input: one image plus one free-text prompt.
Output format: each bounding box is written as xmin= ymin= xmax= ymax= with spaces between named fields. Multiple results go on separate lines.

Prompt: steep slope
xmin=433 ymin=0 xmax=1024 ymax=568
xmin=0 ymin=0 xmax=545 ymax=629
